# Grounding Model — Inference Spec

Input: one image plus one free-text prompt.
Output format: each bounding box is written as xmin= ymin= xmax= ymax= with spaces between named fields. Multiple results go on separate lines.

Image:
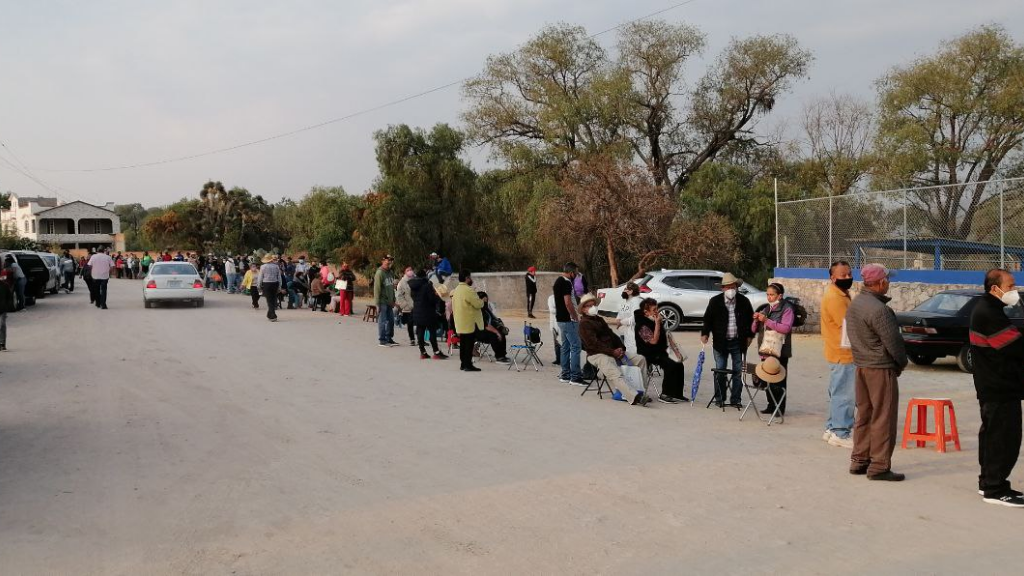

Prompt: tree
xmin=876 ymin=25 xmax=1024 ymax=238
xmin=360 ymin=124 xmax=482 ymax=268
xmin=799 ymin=92 xmax=876 ymax=196
xmin=282 ymin=186 xmax=362 ymax=261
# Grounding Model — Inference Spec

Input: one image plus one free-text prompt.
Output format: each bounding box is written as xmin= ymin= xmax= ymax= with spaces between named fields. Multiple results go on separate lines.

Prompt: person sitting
xmin=290 ymin=271 xmax=310 ymax=309
xmin=635 ymin=297 xmax=689 ymax=404
xmin=309 ymin=273 xmax=327 ymax=311
xmin=577 ymin=294 xmax=651 ymax=406
xmin=477 ymin=291 xmax=511 ymax=364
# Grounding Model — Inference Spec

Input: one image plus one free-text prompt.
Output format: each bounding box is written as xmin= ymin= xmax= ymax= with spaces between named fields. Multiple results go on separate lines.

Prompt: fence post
xmin=1000 ymin=185 xmax=1005 ymax=268
xmin=902 ymin=190 xmax=908 ymax=269
xmin=774 ymin=178 xmax=779 ymax=268
xmin=828 ymin=193 xmax=833 ymax=266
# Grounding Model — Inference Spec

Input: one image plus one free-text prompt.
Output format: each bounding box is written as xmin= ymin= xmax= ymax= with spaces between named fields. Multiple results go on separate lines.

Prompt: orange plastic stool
xmin=901 ymin=398 xmax=961 ymax=453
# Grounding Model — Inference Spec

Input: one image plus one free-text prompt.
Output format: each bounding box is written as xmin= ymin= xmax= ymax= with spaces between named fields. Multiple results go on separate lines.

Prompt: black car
xmin=896 ymin=289 xmax=1024 ymax=373
xmin=0 ymin=250 xmax=50 ymax=304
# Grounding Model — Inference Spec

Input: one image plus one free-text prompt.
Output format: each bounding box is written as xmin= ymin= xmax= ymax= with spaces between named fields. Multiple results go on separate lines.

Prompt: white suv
xmin=596 ymin=270 xmax=770 ymax=331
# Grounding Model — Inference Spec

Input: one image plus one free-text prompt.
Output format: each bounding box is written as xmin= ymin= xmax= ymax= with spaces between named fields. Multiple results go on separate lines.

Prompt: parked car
xmin=896 ymin=289 xmax=1024 ymax=373
xmin=0 ymin=250 xmax=50 ymax=303
xmin=143 ymin=262 xmax=205 ymax=308
xmin=36 ymin=252 xmax=62 ymax=294
xmin=596 ymin=269 xmax=770 ymax=331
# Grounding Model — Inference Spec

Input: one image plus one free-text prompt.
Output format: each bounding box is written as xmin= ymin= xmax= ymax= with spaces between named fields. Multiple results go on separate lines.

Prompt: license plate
xmin=167 ymin=280 xmax=181 ymax=288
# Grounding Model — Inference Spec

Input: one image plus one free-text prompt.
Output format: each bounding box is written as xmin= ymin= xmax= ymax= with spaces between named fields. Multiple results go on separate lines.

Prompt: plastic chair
xmin=901 ymin=398 xmax=960 ymax=452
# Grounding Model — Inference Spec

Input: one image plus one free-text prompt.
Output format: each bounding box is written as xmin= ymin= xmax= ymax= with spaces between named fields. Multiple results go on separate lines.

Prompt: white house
xmin=1 ymin=194 xmax=122 ymax=250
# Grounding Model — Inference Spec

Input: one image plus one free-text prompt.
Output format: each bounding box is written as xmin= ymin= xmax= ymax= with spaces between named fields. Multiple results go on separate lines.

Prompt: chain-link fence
xmin=776 ymin=177 xmax=1024 ymax=272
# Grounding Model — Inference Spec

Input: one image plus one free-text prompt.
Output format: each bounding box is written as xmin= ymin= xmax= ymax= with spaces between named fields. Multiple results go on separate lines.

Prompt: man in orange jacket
xmin=820 ymin=260 xmax=856 ymax=448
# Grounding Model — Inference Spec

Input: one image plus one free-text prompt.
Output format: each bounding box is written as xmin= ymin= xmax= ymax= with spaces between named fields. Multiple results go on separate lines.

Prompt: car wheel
xmin=144 ymin=299 xmax=152 ymax=309
xmin=956 ymin=345 xmax=973 ymax=373
xmin=658 ymin=304 xmax=682 ymax=331
xmin=908 ymin=353 xmax=937 ymax=366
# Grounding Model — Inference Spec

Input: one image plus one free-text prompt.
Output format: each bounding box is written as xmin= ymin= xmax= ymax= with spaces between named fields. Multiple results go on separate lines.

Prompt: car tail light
xmin=146 ymin=280 xmax=157 ymax=289
xmin=193 ymin=280 xmax=203 ymax=288
xmin=902 ymin=326 xmax=937 ymax=335
xmin=639 ymin=285 xmax=652 ymax=293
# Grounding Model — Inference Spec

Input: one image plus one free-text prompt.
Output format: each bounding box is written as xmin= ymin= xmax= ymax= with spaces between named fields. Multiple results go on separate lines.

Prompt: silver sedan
xmin=143 ymin=262 xmax=205 ymax=308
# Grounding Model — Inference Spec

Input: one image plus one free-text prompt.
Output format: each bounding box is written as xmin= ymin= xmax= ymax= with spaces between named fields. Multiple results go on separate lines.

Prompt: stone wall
xmin=466 ymin=272 xmax=560 ymax=313
xmin=769 ymin=277 xmax=977 ymax=333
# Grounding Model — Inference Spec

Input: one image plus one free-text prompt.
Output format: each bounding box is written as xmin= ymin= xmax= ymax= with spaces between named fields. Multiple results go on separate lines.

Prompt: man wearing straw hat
xmin=257 ymin=253 xmax=282 ymax=322
xmin=701 ymin=272 xmax=754 ymax=407
xmin=845 ymin=263 xmax=907 ymax=482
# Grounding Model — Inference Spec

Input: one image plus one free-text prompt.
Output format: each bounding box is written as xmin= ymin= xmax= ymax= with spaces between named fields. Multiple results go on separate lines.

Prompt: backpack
xmin=528 ymin=326 xmax=542 ymax=344
xmin=787 ymin=298 xmax=807 ymax=327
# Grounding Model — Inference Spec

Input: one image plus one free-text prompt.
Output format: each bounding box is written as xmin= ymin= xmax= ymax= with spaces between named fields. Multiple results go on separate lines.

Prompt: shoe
xmin=420 ymin=353 xmax=430 ymax=360
xmin=379 ymin=342 xmax=390 ymax=347
xmin=823 ymin=430 xmax=833 ymax=442
xmin=528 ymin=313 xmax=537 ymax=319
xmin=558 ymin=376 xmax=571 ymax=383
xmin=387 ymin=340 xmax=400 ymax=346
xmin=462 ymin=366 xmax=481 ymax=372
xmin=980 ymin=488 xmax=1024 ymax=497
xmin=432 ymin=353 xmax=447 ymax=360
xmin=983 ymin=493 xmax=1024 ymax=507
xmin=849 ymin=467 xmax=868 ymax=475
xmin=101 ymin=305 xmax=108 ymax=309
xmin=867 ymin=470 xmax=906 ymax=482
xmin=827 ymin=433 xmax=854 ymax=449
xmin=714 ymin=401 xmax=725 ymax=408
xmin=0 ymin=345 xmax=6 ymax=351
xmin=727 ymin=402 xmax=742 ymax=408
xmin=658 ymin=394 xmax=681 ymax=404
xmin=269 ymin=318 xmax=278 ymax=322
xmin=410 ymin=340 xmax=416 ymax=346
xmin=568 ymin=379 xmax=586 ymax=387
xmin=641 ymin=394 xmax=653 ymax=406
xmin=612 ymin=390 xmax=624 ymax=401
xmin=495 ymin=357 xmax=511 ymax=364
xmin=677 ymin=396 xmax=690 ymax=403
xmin=760 ymin=407 xmax=775 ymax=415
xmin=631 ymin=392 xmax=644 ymax=405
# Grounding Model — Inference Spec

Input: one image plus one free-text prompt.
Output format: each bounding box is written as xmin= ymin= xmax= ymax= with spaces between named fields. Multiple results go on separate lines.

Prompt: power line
xmin=35 ymin=0 xmax=702 ymax=174
xmin=0 ymin=140 xmax=100 ymax=205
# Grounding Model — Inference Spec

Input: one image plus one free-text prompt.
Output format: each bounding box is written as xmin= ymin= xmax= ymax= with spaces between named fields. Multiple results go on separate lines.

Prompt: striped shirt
xmin=725 ymin=296 xmax=738 ymax=339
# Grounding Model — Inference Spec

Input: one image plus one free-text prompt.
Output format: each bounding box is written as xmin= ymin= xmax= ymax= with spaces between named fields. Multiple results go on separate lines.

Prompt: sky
xmin=0 ymin=0 xmax=1021 ymax=207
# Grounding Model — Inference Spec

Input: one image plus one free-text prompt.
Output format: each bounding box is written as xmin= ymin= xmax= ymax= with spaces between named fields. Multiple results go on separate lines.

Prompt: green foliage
xmin=280 ymin=186 xmax=363 ymax=261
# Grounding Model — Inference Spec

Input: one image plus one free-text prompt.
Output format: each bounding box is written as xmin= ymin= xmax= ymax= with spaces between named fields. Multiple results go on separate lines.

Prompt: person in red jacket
xmin=970 ymin=268 xmax=1024 ymax=508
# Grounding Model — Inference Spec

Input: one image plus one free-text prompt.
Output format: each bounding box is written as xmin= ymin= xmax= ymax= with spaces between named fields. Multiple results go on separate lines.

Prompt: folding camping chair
xmin=474 ymin=340 xmax=495 ymax=363
xmin=707 ymin=353 xmax=746 ymax=412
xmin=740 ymin=360 xmax=786 ymax=425
xmin=509 ymin=322 xmax=544 ymax=372
xmin=446 ymin=329 xmax=459 ymax=356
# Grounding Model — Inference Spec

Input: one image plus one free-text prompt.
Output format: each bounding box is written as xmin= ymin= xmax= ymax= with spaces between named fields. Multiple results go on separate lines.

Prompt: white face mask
xmin=724 ymin=288 xmax=737 ymax=300
xmin=585 ymin=307 xmax=599 ymax=316
xmin=997 ymin=287 xmax=1021 ymax=307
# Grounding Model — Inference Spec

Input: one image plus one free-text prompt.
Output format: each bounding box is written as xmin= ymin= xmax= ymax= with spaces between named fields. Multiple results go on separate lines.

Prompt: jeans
xmin=557 ymin=321 xmax=582 ymax=380
xmin=377 ymin=304 xmax=395 ymax=343
xmin=226 ymin=273 xmax=237 ymax=293
xmin=286 ymin=283 xmax=297 ymax=308
xmin=712 ymin=338 xmax=744 ymax=404
xmin=14 ymin=277 xmax=26 ymax=309
xmin=827 ymin=362 xmax=856 ymax=438
xmin=95 ymin=279 xmax=109 ymax=308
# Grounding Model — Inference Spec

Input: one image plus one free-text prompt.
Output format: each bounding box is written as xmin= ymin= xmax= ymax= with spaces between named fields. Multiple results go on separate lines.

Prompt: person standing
xmin=410 ymin=268 xmax=446 ymax=359
xmin=87 ymin=248 xmax=115 ymax=309
xmin=257 ymin=254 xmax=282 ymax=322
xmin=396 ymin=267 xmax=416 ymax=346
xmin=337 ymin=263 xmax=356 ymax=316
xmin=554 ymin=263 xmax=583 ymax=385
xmin=613 ymin=281 xmax=643 ymax=355
xmin=243 ymin=263 xmax=260 ymax=309
xmin=0 ymin=262 xmax=14 ymax=350
xmin=820 ymin=260 xmax=856 ymax=448
xmin=141 ymin=251 xmax=152 ymax=278
xmin=845 ymin=263 xmax=907 ymax=482
xmin=224 ymin=256 xmax=237 ymax=294
xmin=7 ymin=255 xmax=26 ymax=311
xmin=751 ymin=283 xmax=795 ymax=416
xmin=701 ymin=273 xmax=754 ymax=407
xmin=525 ymin=266 xmax=538 ymax=318
xmin=60 ymin=250 xmax=77 ymax=292
xmin=970 ymin=268 xmax=1024 ymax=507
xmin=373 ymin=255 xmax=398 ymax=346
xmin=451 ymin=270 xmax=484 ymax=371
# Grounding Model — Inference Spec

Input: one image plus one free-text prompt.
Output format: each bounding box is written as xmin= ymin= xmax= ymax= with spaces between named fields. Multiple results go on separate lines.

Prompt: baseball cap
xmin=861 ymin=263 xmax=894 ymax=283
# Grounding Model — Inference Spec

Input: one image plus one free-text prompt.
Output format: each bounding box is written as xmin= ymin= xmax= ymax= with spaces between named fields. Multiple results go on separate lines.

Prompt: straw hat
xmin=720 ymin=272 xmax=742 ymax=287
xmin=755 ymin=356 xmax=787 ymax=383
xmin=579 ymin=293 xmax=597 ymax=309
xmin=261 ymin=254 xmax=276 ymax=264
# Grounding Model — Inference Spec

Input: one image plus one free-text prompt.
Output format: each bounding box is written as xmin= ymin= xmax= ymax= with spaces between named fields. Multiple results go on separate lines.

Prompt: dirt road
xmin=1 ymin=279 xmax=1022 ymax=574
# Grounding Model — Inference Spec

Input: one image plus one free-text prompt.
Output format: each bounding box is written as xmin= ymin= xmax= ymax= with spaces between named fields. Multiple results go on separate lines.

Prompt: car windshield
xmin=913 ymin=293 xmax=974 ymax=315
xmin=152 ymin=264 xmax=197 ymax=276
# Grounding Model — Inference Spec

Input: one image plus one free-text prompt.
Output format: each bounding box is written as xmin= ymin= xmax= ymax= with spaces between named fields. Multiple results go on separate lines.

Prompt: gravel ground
xmin=1 ymin=280 xmax=1022 ymax=575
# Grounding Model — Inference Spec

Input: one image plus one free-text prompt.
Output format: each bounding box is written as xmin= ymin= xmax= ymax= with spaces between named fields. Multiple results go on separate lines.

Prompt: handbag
xmin=619 ymin=356 xmax=645 ymax=392
xmin=758 ymin=328 xmax=785 ymax=358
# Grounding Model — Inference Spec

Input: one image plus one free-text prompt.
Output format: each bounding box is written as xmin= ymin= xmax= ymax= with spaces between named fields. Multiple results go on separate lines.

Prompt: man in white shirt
xmin=224 ymin=257 xmax=237 ymax=294
xmin=87 ymin=248 xmax=116 ymax=309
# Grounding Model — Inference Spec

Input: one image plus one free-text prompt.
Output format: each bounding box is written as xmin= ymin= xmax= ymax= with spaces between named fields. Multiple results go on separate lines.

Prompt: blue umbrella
xmin=691 ymin=343 xmax=706 ymax=403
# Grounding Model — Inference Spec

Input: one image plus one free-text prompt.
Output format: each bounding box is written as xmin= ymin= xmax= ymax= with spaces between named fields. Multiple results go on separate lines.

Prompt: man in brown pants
xmin=844 ymin=264 xmax=908 ymax=481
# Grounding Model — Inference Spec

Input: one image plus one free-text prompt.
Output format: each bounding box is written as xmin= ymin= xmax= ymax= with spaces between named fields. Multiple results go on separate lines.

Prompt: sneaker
xmin=823 ymin=430 xmax=833 ymax=442
xmin=979 ymin=488 xmax=1024 ymax=496
xmin=461 ymin=366 xmax=482 ymax=372
xmin=867 ymin=470 xmax=905 ymax=482
xmin=658 ymin=394 xmax=681 ymax=404
xmin=612 ymin=390 xmax=624 ymax=401
xmin=631 ymin=392 xmax=644 ymax=405
xmin=420 ymin=353 xmax=430 ymax=360
xmin=387 ymin=342 xmax=401 ymax=347
xmin=568 ymin=379 xmax=586 ymax=387
xmin=983 ymin=493 xmax=1024 ymax=508
xmin=495 ymin=357 xmax=511 ymax=364
xmin=0 ymin=345 xmax=6 ymax=352
xmin=558 ymin=376 xmax=571 ymax=384
xmin=432 ymin=353 xmax=447 ymax=360
xmin=827 ymin=433 xmax=854 ymax=449
xmin=269 ymin=317 xmax=278 ymax=322
xmin=379 ymin=342 xmax=390 ymax=347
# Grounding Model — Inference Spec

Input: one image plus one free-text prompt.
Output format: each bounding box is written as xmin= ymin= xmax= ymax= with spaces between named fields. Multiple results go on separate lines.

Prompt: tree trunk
xmin=605 ymin=235 xmax=619 ymax=287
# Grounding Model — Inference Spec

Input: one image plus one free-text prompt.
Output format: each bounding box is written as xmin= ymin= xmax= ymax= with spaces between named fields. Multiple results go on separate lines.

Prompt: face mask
xmin=585 ymin=307 xmax=598 ymax=316
xmin=835 ymin=278 xmax=854 ymax=291
xmin=997 ymin=287 xmax=1021 ymax=307
xmin=724 ymin=288 xmax=737 ymax=300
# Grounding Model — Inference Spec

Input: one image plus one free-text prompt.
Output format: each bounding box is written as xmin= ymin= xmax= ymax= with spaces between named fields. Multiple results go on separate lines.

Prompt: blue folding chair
xmin=509 ymin=322 xmax=545 ymax=372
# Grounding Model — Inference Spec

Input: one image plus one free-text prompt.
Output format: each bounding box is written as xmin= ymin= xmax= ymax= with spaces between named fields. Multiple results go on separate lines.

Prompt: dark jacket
xmin=701 ymin=293 xmax=754 ymax=352
xmin=0 ymin=279 xmax=13 ymax=314
xmin=970 ymin=293 xmax=1024 ymax=402
xmin=634 ymin=311 xmax=667 ymax=360
xmin=339 ymin=269 xmax=356 ymax=293
xmin=580 ymin=315 xmax=624 ymax=358
xmin=846 ymin=290 xmax=908 ymax=371
xmin=410 ymin=277 xmax=439 ymax=326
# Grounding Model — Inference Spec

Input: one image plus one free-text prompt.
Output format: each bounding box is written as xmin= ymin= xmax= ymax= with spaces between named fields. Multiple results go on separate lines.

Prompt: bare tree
xmin=802 ymin=92 xmax=876 ymax=196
